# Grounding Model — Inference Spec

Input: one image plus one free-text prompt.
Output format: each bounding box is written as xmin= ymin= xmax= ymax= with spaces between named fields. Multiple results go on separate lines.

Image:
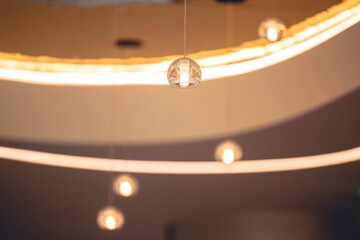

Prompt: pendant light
xmin=258 ymin=1 xmax=286 ymax=42
xmin=113 ymin=174 xmax=139 ymax=197
xmin=97 ymin=206 xmax=125 ymax=231
xmin=215 ymin=140 xmax=243 ymax=165
xmin=112 ymin=36 xmax=140 ymax=200
xmin=98 ymin=5 xmax=126 ymax=231
xmin=167 ymin=0 xmax=202 ymax=89
xmin=258 ymin=18 xmax=286 ymax=42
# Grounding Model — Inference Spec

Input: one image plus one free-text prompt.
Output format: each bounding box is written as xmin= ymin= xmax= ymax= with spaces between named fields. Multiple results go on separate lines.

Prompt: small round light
xmin=167 ymin=57 xmax=202 ymax=89
xmin=258 ymin=18 xmax=286 ymax=42
xmin=215 ymin=140 xmax=243 ymax=165
xmin=113 ymin=174 xmax=139 ymax=197
xmin=97 ymin=206 xmax=124 ymax=231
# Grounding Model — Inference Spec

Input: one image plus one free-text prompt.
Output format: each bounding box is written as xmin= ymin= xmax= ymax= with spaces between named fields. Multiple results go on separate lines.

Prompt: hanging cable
xmin=167 ymin=0 xmax=202 ymax=89
xmin=225 ymin=2 xmax=234 ymax=132
xmin=183 ymin=0 xmax=187 ymax=57
xmin=214 ymin=2 xmax=243 ymax=165
xmin=97 ymin=5 xmax=124 ymax=232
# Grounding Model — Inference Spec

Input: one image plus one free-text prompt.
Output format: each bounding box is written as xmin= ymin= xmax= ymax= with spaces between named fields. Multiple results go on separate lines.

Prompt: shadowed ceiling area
xmin=0 ymin=85 xmax=360 ymax=240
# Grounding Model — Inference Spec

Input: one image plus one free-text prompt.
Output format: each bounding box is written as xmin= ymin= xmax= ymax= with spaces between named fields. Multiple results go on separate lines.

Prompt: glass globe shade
xmin=215 ymin=140 xmax=243 ymax=165
xmin=97 ymin=206 xmax=124 ymax=231
xmin=113 ymin=174 xmax=139 ymax=197
xmin=258 ymin=18 xmax=286 ymax=42
xmin=167 ymin=57 xmax=202 ymax=89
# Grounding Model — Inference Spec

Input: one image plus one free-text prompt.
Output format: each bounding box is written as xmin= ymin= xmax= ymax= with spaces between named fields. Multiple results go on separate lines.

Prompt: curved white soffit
xmin=0 ymin=146 xmax=359 ymax=174
xmin=0 ymin=3 xmax=359 ymax=86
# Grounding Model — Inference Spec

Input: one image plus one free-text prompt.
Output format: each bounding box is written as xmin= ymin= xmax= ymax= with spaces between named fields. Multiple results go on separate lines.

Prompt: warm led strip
xmin=0 ymin=1 xmax=359 ymax=85
xmin=0 ymin=146 xmax=359 ymax=174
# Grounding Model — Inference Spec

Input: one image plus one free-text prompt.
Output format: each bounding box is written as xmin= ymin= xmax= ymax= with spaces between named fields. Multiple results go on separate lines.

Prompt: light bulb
xmin=97 ymin=206 xmax=124 ymax=231
xmin=105 ymin=215 xmax=117 ymax=230
xmin=215 ymin=140 xmax=243 ymax=165
xmin=222 ymin=148 xmax=235 ymax=165
xmin=258 ymin=18 xmax=286 ymax=42
xmin=266 ymin=27 xmax=279 ymax=42
xmin=113 ymin=174 xmax=139 ymax=197
xmin=119 ymin=181 xmax=132 ymax=196
xmin=179 ymin=59 xmax=190 ymax=88
xmin=167 ymin=57 xmax=202 ymax=89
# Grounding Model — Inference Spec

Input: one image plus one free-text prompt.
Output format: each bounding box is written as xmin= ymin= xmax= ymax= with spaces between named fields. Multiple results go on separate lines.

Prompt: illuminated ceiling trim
xmin=0 ymin=146 xmax=359 ymax=174
xmin=0 ymin=0 xmax=359 ymax=85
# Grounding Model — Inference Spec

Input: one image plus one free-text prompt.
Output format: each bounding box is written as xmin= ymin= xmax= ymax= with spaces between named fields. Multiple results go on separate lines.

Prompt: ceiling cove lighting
xmin=0 ymin=146 xmax=359 ymax=174
xmin=0 ymin=0 xmax=358 ymax=86
xmin=97 ymin=206 xmax=125 ymax=231
xmin=167 ymin=0 xmax=202 ymax=88
xmin=113 ymin=174 xmax=139 ymax=197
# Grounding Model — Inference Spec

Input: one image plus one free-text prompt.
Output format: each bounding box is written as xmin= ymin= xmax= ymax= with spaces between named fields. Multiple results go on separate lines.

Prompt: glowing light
xmin=215 ymin=141 xmax=243 ymax=165
xmin=1 ymin=146 xmax=359 ymax=174
xmin=258 ymin=18 xmax=286 ymax=42
xmin=97 ymin=206 xmax=124 ymax=231
xmin=113 ymin=174 xmax=139 ymax=197
xmin=105 ymin=216 xmax=117 ymax=230
xmin=222 ymin=148 xmax=236 ymax=164
xmin=267 ymin=27 xmax=280 ymax=42
xmin=120 ymin=182 xmax=132 ymax=196
xmin=179 ymin=59 xmax=190 ymax=88
xmin=0 ymin=0 xmax=357 ymax=85
xmin=167 ymin=57 xmax=201 ymax=89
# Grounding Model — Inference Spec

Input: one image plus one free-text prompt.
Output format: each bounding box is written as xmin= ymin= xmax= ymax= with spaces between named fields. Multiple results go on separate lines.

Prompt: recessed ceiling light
xmin=115 ymin=38 xmax=143 ymax=48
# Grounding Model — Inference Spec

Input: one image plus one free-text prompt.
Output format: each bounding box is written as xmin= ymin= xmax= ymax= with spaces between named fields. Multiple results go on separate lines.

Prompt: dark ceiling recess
xmin=115 ymin=38 xmax=143 ymax=48
xmin=216 ymin=0 xmax=246 ymax=4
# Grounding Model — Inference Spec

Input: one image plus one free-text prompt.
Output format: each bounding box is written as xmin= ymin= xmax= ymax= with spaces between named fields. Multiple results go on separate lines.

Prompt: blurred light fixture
xmin=258 ymin=18 xmax=286 ymax=42
xmin=167 ymin=0 xmax=202 ymax=88
xmin=215 ymin=140 xmax=243 ymax=165
xmin=113 ymin=174 xmax=139 ymax=197
xmin=97 ymin=206 xmax=125 ymax=231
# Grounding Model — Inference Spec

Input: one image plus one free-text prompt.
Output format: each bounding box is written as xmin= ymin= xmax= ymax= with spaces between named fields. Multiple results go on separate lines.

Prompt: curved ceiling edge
xmin=0 ymin=0 xmax=359 ymax=85
xmin=0 ymin=2 xmax=359 ymax=146
xmin=0 ymin=146 xmax=359 ymax=174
